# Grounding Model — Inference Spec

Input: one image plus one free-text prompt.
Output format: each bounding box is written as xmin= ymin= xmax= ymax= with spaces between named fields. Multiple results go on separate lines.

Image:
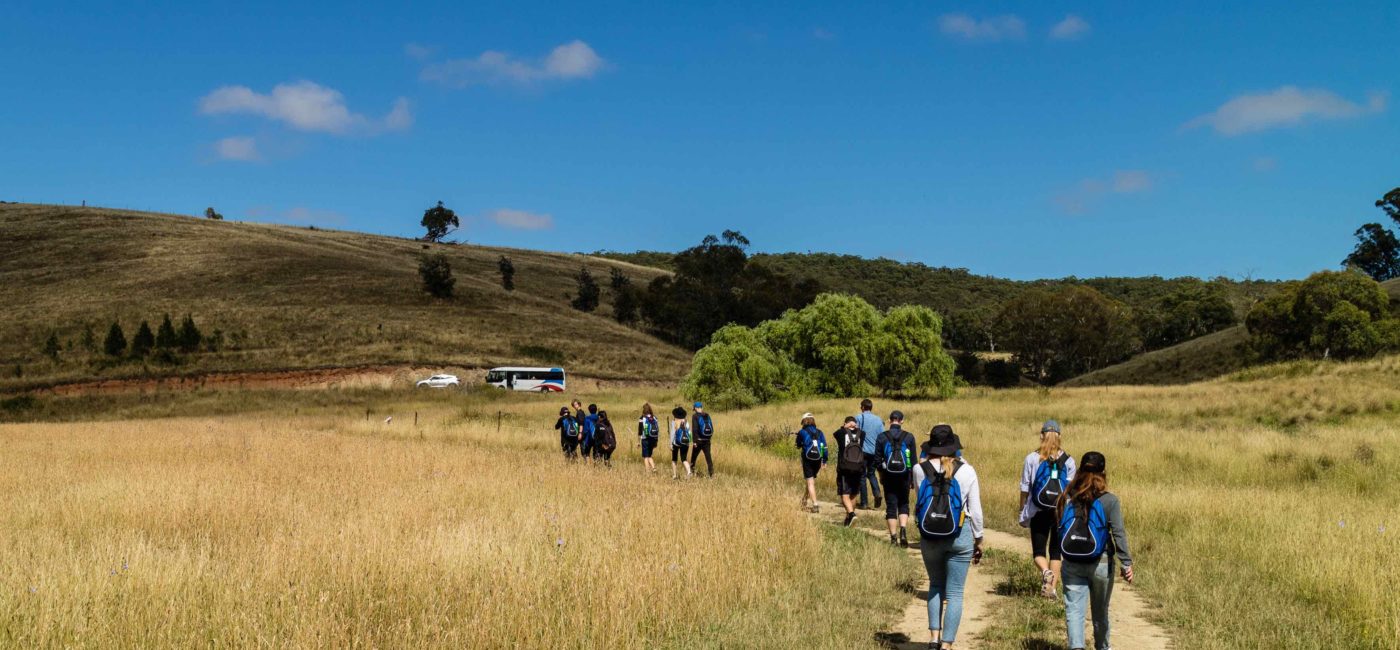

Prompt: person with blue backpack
xmin=1018 ymin=419 xmax=1077 ymax=599
xmin=913 ymin=424 xmax=983 ymax=650
xmin=637 ymin=403 xmax=661 ymax=474
xmin=579 ymin=403 xmax=600 ymax=464
xmin=875 ymin=410 xmax=919 ymax=547
xmin=689 ymin=402 xmax=716 ymax=478
xmin=555 ymin=406 xmax=581 ymax=459
xmin=669 ymin=406 xmax=693 ymax=479
xmin=1056 ymin=451 xmax=1134 ymax=650
xmin=795 ymin=413 xmax=828 ymax=513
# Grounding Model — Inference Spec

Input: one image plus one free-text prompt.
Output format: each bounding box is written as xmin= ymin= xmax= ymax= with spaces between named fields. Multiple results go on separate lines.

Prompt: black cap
xmin=889 ymin=410 xmax=905 ymax=422
xmin=925 ymin=423 xmax=961 ymax=456
xmin=1080 ymin=451 xmax=1107 ymax=473
xmin=671 ymin=406 xmax=686 ymax=419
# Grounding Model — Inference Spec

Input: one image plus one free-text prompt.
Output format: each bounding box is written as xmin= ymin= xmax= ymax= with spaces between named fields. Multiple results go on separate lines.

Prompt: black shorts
xmin=1030 ymin=508 xmax=1062 ymax=561
xmin=801 ymin=458 xmax=823 ymax=479
xmin=880 ymin=474 xmax=911 ymax=518
xmin=672 ymin=444 xmax=689 ymax=462
xmin=641 ymin=436 xmax=657 ymax=458
xmin=836 ymin=470 xmax=863 ymax=496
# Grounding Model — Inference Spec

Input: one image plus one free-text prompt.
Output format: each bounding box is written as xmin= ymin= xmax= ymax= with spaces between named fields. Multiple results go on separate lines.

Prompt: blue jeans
xmin=860 ymin=454 xmax=882 ymax=506
xmin=920 ymin=525 xmax=974 ymax=642
xmin=1062 ymin=558 xmax=1115 ymax=650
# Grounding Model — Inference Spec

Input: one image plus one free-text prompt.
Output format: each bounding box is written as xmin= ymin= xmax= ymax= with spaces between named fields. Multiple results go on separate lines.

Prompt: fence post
xmin=497 ymin=410 xmax=502 ymax=433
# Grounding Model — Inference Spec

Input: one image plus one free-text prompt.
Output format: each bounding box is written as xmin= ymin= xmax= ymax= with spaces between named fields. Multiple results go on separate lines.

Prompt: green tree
xmin=498 ymin=256 xmax=515 ymax=291
xmin=155 ymin=314 xmax=178 ymax=350
xmin=418 ymin=254 xmax=455 ymax=299
xmin=420 ymin=201 xmax=459 ymax=243
xmin=177 ymin=315 xmax=202 ymax=352
xmin=43 ymin=332 xmax=61 ymax=361
xmin=131 ymin=320 xmax=155 ymax=356
xmin=680 ymin=324 xmax=810 ymax=409
xmin=998 ymin=286 xmax=1139 ymax=383
xmin=1139 ymin=281 xmax=1238 ymax=349
xmin=204 ymin=207 xmax=224 ymax=220
xmin=873 ymin=304 xmax=957 ymax=397
xmin=571 ymin=267 xmax=600 ymax=312
xmin=1246 ymin=270 xmax=1398 ymax=360
xmin=610 ymin=268 xmax=639 ymax=324
xmin=104 ymin=322 xmax=127 ymax=357
xmin=1343 ymin=223 xmax=1400 ymax=281
xmin=1377 ymin=187 xmax=1400 ymax=224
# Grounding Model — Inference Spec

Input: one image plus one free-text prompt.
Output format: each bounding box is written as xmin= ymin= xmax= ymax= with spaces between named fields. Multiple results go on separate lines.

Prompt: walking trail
xmin=839 ymin=515 xmax=1172 ymax=649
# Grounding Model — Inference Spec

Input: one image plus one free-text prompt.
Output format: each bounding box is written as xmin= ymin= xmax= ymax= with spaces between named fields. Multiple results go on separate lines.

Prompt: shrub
xmin=204 ymin=207 xmax=223 ymax=220
xmin=43 ymin=332 xmax=60 ymax=361
xmin=178 ymin=315 xmax=202 ymax=352
xmin=571 ymin=267 xmax=600 ymax=313
xmin=155 ymin=314 xmax=178 ymax=350
xmin=418 ymin=254 xmax=455 ymax=299
xmin=498 ymin=256 xmax=515 ymax=291
xmin=131 ymin=321 xmax=155 ymax=356
xmin=103 ymin=323 xmax=127 ymax=357
xmin=1246 ymin=270 xmax=1399 ymax=361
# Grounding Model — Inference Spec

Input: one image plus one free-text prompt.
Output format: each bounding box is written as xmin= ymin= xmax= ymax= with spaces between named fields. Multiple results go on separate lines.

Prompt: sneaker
xmin=1040 ymin=569 xmax=1056 ymax=599
xmin=899 ymin=527 xmax=909 ymax=548
xmin=843 ymin=512 xmax=856 ymax=527
xmin=889 ymin=534 xmax=898 ymax=546
xmin=809 ymin=504 xmax=820 ymax=514
xmin=874 ymin=496 xmax=883 ymax=509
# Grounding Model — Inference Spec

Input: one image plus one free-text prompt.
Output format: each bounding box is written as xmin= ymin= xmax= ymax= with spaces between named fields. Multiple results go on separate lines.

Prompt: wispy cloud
xmin=1049 ymin=15 xmax=1091 ymax=41
xmin=938 ymin=13 xmax=1026 ymax=42
xmin=487 ymin=208 xmax=554 ymax=230
xmin=213 ymin=136 xmax=259 ymax=162
xmin=1184 ymin=86 xmax=1387 ymax=136
xmin=245 ymin=205 xmax=347 ymax=225
xmin=198 ymin=81 xmax=411 ymax=135
xmin=1055 ymin=170 xmax=1154 ymax=215
xmin=420 ymin=40 xmax=607 ymax=88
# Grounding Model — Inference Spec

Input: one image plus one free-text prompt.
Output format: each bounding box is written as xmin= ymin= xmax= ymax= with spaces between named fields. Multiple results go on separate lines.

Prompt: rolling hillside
xmin=1065 ymin=277 xmax=1400 ymax=386
xmin=0 ymin=203 xmax=690 ymax=391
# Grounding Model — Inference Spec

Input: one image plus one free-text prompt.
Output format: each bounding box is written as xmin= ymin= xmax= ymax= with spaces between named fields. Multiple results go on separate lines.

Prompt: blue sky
xmin=2 ymin=1 xmax=1396 ymax=280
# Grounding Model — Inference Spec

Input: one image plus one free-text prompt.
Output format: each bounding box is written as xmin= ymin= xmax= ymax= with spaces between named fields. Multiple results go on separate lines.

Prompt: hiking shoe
xmin=843 ymin=512 xmax=856 ymax=527
xmin=1040 ymin=569 xmax=1056 ymax=599
xmin=808 ymin=504 xmax=820 ymax=514
xmin=874 ymin=496 xmax=883 ymax=509
xmin=899 ymin=528 xmax=909 ymax=548
xmin=889 ymin=534 xmax=898 ymax=546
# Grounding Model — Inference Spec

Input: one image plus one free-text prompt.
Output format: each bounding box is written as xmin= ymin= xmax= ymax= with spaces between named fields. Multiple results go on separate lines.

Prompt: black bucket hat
xmin=925 ymin=423 xmax=961 ymax=457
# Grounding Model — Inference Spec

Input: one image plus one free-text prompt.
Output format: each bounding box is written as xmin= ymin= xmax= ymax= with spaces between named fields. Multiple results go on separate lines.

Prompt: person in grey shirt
xmin=854 ymin=398 xmax=884 ymax=510
xmin=1057 ymin=451 xmax=1134 ymax=650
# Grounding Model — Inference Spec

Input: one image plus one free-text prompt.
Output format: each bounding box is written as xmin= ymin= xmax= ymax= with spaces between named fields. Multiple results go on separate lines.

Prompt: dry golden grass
xmin=0 ymin=388 xmax=914 ymax=648
xmin=0 ymin=203 xmax=691 ymax=390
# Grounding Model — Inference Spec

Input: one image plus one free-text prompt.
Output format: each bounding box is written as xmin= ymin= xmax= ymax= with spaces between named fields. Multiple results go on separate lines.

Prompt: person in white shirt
xmin=912 ymin=424 xmax=983 ymax=650
xmin=1018 ymin=419 xmax=1077 ymax=599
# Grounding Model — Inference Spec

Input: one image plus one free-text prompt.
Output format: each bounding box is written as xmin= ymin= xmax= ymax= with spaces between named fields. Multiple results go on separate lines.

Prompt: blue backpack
xmin=695 ymin=413 xmax=714 ymax=439
xmin=1031 ymin=453 xmax=1069 ymax=510
xmin=798 ymin=428 xmax=825 ymax=461
xmin=1058 ymin=498 xmax=1110 ymax=562
xmin=915 ymin=459 xmax=966 ymax=538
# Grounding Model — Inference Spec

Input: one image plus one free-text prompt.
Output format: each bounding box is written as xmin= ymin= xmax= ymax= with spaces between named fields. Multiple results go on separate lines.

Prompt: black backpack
xmin=838 ymin=429 xmax=866 ymax=472
xmin=598 ymin=420 xmax=617 ymax=451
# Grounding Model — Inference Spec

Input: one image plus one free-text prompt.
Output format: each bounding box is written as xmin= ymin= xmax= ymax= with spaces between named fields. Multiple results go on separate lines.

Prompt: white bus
xmin=485 ymin=367 xmax=567 ymax=392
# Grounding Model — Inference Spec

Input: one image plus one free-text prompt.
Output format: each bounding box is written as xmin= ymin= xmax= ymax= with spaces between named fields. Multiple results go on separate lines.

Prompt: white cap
xmin=801 ymin=412 xmax=814 ymax=420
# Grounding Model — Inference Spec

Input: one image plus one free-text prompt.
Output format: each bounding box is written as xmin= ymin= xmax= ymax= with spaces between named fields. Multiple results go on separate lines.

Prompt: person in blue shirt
xmin=795 ymin=412 xmax=828 ymax=513
xmin=855 ymin=398 xmax=885 ymax=510
xmin=579 ymin=403 xmax=599 ymax=463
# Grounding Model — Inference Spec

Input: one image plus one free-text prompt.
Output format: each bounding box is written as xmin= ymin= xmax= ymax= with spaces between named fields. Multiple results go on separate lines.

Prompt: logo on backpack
xmin=675 ymin=423 xmax=691 ymax=446
xmin=838 ymin=430 xmax=865 ymax=472
xmin=641 ymin=416 xmax=659 ymax=439
xmin=1032 ymin=453 xmax=1068 ymax=510
xmin=1058 ymin=498 xmax=1109 ymax=562
xmin=915 ymin=459 xmax=965 ymax=538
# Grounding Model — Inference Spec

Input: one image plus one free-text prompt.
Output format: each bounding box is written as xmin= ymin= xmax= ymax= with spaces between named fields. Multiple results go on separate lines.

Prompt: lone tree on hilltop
xmin=1344 ymin=186 xmax=1400 ymax=281
xmin=418 ymin=254 xmax=456 ymax=299
xmin=104 ymin=323 xmax=127 ymax=357
xmin=498 ymin=256 xmax=516 ymax=291
xmin=420 ymin=201 xmax=459 ymax=243
xmin=204 ymin=207 xmax=224 ymax=220
xmin=571 ymin=266 xmax=600 ymax=313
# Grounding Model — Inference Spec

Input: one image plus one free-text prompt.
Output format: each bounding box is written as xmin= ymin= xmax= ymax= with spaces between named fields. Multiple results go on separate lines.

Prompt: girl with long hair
xmin=912 ymin=424 xmax=983 ymax=650
xmin=1018 ymin=420 xmax=1076 ymax=598
xmin=637 ymin=403 xmax=660 ymax=473
xmin=1055 ymin=452 xmax=1134 ymax=650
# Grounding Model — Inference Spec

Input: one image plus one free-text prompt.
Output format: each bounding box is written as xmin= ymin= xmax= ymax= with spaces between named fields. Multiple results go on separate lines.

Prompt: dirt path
xmin=839 ymin=514 xmax=1171 ymax=649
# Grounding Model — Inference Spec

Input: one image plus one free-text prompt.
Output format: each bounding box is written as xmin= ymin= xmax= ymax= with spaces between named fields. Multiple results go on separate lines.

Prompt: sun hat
xmin=1042 ymin=419 xmax=1061 ymax=434
xmin=1080 ymin=451 xmax=1106 ymax=473
xmin=926 ymin=423 xmax=961 ymax=456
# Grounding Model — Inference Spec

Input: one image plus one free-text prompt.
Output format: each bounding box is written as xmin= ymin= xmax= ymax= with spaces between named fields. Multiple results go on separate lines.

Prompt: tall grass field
xmin=2 ymin=356 xmax=1399 ymax=648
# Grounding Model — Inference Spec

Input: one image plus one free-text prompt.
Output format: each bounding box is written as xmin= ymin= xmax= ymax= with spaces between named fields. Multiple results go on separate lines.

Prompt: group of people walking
xmin=795 ymin=402 xmax=1134 ymax=650
xmin=554 ymin=399 xmax=717 ymax=478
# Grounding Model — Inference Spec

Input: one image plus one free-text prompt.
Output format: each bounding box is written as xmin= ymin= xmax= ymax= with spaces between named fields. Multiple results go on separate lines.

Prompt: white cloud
xmin=1055 ymin=170 xmax=1153 ymax=215
xmin=487 ymin=208 xmax=554 ymax=230
xmin=420 ymin=40 xmax=606 ymax=88
xmin=1184 ymin=86 xmax=1387 ymax=136
xmin=213 ymin=136 xmax=259 ymax=162
xmin=938 ymin=13 xmax=1026 ymax=42
xmin=1049 ymin=15 xmax=1091 ymax=41
xmin=198 ymin=80 xmax=412 ymax=135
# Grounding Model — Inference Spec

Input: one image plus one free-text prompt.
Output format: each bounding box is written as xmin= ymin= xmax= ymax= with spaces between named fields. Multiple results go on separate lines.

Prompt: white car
xmin=415 ymin=374 xmax=460 ymax=389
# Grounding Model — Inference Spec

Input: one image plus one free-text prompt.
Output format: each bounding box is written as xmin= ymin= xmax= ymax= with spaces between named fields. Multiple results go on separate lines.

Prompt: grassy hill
xmin=1065 ymin=277 xmax=1400 ymax=386
xmin=0 ymin=203 xmax=690 ymax=391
